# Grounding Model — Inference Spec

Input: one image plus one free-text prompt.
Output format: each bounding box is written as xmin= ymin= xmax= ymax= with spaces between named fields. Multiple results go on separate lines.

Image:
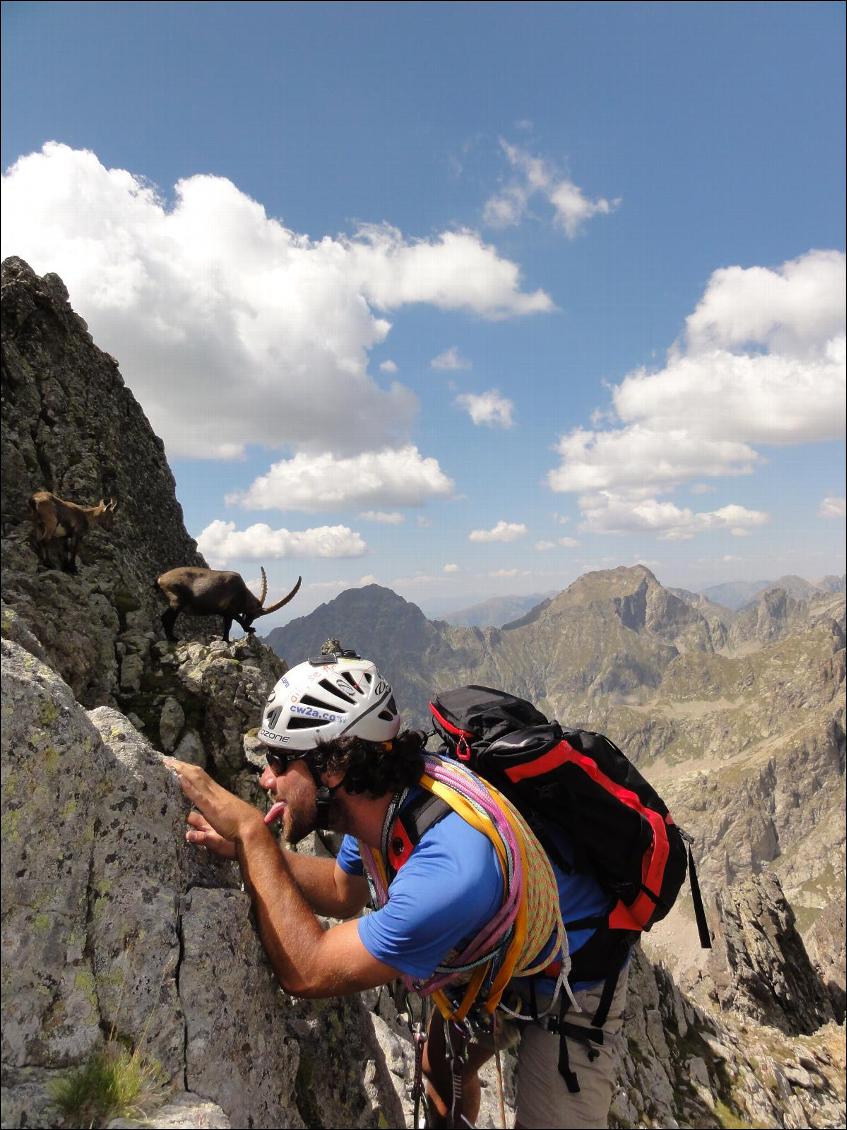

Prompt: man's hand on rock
xmin=185 ymin=809 xmax=237 ymax=858
xmin=164 ymin=757 xmax=265 ymax=856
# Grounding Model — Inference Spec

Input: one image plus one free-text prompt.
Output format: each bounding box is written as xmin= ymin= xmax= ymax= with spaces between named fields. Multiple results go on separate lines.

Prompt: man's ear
xmin=322 ymin=768 xmax=346 ymax=788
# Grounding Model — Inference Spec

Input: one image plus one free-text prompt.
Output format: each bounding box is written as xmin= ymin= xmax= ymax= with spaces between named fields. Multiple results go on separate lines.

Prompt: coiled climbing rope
xmin=360 ymin=754 xmax=567 ymax=1020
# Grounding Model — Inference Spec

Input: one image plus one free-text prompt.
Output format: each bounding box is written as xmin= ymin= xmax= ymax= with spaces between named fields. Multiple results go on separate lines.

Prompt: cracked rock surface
xmin=1 ymin=639 xmax=405 ymax=1129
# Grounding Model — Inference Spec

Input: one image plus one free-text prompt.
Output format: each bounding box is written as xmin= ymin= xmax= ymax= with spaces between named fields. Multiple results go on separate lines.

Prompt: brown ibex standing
xmin=29 ymin=491 xmax=118 ymax=573
xmin=155 ymin=566 xmax=302 ymax=643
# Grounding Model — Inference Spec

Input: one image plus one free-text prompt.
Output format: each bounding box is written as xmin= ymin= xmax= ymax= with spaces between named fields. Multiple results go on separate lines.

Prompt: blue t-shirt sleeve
xmin=336 ymin=834 xmax=365 ymax=876
xmin=356 ymin=812 xmax=503 ymax=981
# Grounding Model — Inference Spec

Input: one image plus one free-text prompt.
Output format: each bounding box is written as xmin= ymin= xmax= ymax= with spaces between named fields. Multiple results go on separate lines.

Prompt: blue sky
xmin=3 ymin=1 xmax=845 ymax=625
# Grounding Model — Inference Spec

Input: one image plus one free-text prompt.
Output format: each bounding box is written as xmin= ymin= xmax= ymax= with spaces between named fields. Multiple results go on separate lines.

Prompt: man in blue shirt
xmin=167 ymin=653 xmax=629 ymax=1129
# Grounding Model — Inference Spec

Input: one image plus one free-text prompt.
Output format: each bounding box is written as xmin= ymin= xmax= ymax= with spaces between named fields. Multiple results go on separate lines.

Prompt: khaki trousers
xmin=508 ymin=972 xmax=628 ymax=1130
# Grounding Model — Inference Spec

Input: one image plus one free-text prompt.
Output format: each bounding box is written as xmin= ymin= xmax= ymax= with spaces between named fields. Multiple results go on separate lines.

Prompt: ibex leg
xmin=161 ymin=608 xmax=179 ymax=641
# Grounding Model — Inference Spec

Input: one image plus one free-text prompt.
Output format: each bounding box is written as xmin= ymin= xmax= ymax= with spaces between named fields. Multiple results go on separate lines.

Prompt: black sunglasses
xmin=264 ymin=749 xmax=307 ymax=776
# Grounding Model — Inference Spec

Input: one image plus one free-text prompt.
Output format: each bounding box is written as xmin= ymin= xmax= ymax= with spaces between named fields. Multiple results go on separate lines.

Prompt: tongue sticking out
xmin=264 ymin=801 xmax=287 ymax=827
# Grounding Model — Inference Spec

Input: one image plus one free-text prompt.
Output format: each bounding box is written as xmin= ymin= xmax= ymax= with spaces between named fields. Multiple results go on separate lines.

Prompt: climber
xmin=166 ymin=651 xmax=630 ymax=1129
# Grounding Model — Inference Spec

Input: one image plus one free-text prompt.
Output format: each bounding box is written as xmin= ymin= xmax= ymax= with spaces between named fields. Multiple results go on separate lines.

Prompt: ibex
xmin=156 ymin=566 xmax=302 ymax=643
xmin=29 ymin=491 xmax=118 ymax=573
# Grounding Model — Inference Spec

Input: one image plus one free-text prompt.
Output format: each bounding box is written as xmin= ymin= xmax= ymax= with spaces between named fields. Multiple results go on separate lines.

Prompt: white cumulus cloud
xmin=456 ymin=390 xmax=514 ymax=428
xmin=348 ymin=223 xmax=553 ymax=319
xmin=443 ymin=563 xmax=460 ymax=572
xmin=228 ymin=446 xmax=454 ymax=511
xmin=379 ymin=359 xmax=398 ymax=373
xmin=197 ymin=520 xmax=367 ymax=564
xmin=1 ymin=143 xmax=551 ymax=460
xmin=578 ymin=496 xmax=768 ymax=541
xmin=547 ymin=251 xmax=845 ymax=539
xmin=684 ymin=250 xmax=845 ymax=356
xmin=431 ymin=347 xmax=471 ymax=370
xmin=469 ymin=521 xmax=528 ymax=543
xmin=549 ymin=425 xmax=760 ymax=494
xmin=818 ymin=496 xmax=846 ymax=518
xmin=484 ymin=141 xmax=620 ymax=237
xmin=535 ymin=537 xmax=580 ymax=550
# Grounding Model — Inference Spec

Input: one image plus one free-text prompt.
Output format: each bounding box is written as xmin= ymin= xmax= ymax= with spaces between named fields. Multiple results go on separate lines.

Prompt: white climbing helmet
xmin=259 ymin=653 xmax=401 ymax=750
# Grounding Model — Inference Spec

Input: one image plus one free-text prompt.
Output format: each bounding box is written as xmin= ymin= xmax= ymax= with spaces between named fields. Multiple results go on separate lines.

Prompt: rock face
xmin=1 ymin=256 xmax=208 ymax=706
xmin=703 ymin=872 xmax=834 ymax=1035
xmin=611 ymin=947 xmax=845 ymax=1130
xmin=1 ymin=259 xmax=402 ymax=1128
xmin=1 ymin=639 xmax=405 ymax=1130
xmin=804 ymin=894 xmax=847 ymax=1024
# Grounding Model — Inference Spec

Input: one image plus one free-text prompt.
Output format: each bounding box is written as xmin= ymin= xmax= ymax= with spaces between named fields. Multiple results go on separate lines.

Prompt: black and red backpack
xmin=429 ymin=685 xmax=711 ymax=989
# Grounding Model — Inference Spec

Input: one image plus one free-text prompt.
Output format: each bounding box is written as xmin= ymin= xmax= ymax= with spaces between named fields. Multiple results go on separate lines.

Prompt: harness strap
xmin=445 ymin=1018 xmax=471 ymax=1129
xmin=564 ymin=913 xmax=606 ymax=932
xmin=387 ymin=793 xmax=451 ymax=876
xmin=412 ymin=1025 xmax=426 ymax=1129
xmin=556 ymin=994 xmax=580 ymax=1094
xmin=688 ymin=844 xmax=712 ymax=950
xmin=590 ymin=963 xmax=621 ymax=1029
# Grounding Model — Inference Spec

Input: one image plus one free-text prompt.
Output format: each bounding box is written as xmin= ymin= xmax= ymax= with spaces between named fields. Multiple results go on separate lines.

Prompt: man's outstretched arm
xmin=235 ymin=818 xmax=398 ymax=997
xmin=167 ymin=759 xmax=397 ymax=998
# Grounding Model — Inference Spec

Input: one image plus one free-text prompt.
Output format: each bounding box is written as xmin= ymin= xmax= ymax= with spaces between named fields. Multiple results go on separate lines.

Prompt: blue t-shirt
xmin=337 ymin=797 xmax=613 ymax=986
xmin=337 ymin=808 xmax=503 ymax=980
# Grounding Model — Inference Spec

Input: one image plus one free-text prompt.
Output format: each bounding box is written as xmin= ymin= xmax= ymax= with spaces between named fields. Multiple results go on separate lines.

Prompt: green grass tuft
xmin=49 ymin=1039 xmax=167 ymax=1129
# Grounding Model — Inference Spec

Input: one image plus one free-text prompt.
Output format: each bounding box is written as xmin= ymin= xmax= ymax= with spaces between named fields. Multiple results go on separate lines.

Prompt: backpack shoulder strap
xmin=386 ymin=792 xmax=452 ymax=877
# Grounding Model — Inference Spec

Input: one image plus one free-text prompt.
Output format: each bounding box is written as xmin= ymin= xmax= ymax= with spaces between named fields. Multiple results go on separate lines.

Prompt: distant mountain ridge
xmin=701 ymin=574 xmax=845 ymax=610
xmin=434 ymin=590 xmax=558 ymax=628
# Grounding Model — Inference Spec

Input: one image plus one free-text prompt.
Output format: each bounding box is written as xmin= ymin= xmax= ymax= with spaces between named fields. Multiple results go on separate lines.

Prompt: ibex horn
xmin=259 ymin=575 xmax=303 ymax=617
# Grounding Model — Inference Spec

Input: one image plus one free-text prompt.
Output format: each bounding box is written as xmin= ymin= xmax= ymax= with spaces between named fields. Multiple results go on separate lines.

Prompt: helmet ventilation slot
xmin=287 ymin=717 xmax=324 ymax=729
xmin=377 ymin=697 xmax=398 ymax=721
xmin=318 ymin=679 xmax=355 ymax=705
xmin=301 ymin=694 xmax=342 ymax=712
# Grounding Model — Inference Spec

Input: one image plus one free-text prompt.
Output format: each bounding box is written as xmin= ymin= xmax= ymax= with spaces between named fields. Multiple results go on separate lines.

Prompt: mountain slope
xmin=1 ymin=257 xmax=208 ymax=704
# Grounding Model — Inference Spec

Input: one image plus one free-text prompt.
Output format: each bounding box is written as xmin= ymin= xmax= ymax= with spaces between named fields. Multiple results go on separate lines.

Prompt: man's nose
xmin=259 ymin=765 xmax=276 ymax=789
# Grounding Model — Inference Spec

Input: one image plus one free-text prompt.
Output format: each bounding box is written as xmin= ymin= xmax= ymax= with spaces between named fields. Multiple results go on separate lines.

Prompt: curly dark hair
xmin=308 ymin=729 xmax=427 ymax=797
